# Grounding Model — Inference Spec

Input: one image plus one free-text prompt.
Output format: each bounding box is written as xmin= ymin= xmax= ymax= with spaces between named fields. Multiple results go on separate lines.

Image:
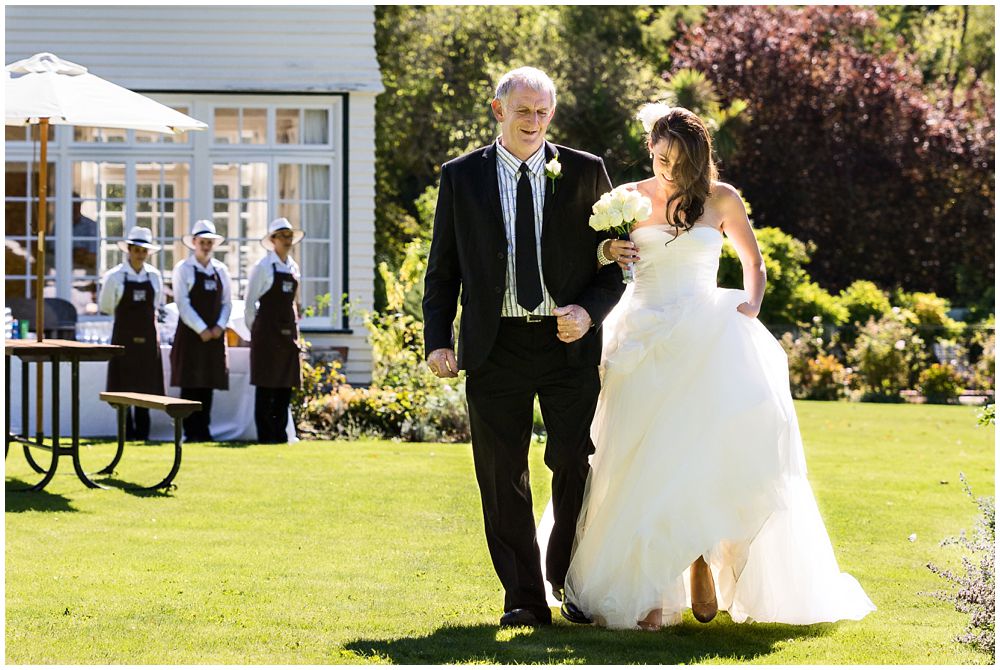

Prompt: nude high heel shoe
xmin=690 ymin=556 xmax=718 ymax=623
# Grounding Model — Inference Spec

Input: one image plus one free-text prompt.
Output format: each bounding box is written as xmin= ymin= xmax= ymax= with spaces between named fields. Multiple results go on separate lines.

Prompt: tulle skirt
xmin=540 ymin=285 xmax=875 ymax=629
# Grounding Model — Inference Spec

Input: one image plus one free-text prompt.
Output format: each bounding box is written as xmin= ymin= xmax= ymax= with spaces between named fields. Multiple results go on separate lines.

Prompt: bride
xmin=543 ymin=104 xmax=876 ymax=630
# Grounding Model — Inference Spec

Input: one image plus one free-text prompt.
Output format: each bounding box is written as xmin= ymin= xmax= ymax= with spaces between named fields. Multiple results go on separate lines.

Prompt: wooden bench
xmin=98 ymin=392 xmax=202 ymax=490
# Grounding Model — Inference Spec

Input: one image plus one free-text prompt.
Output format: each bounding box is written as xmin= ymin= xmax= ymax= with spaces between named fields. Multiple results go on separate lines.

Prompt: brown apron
xmin=106 ymin=276 xmax=165 ymax=394
xmin=170 ymin=266 xmax=229 ymax=389
xmin=250 ymin=263 xmax=301 ymax=388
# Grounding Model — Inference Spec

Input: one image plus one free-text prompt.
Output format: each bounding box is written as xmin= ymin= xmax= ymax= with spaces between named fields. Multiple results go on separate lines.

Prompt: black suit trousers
xmin=466 ymin=318 xmax=600 ymax=620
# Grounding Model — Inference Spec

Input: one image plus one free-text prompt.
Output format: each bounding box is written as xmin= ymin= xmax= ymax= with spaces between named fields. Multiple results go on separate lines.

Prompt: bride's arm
xmin=719 ymin=184 xmax=765 ymax=318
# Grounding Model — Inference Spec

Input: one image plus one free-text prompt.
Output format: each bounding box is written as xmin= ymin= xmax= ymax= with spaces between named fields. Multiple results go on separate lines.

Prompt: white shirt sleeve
xmin=243 ymin=258 xmax=271 ymax=332
xmin=97 ymin=265 xmax=125 ymax=315
xmin=174 ymin=259 xmax=209 ymax=334
xmin=146 ymin=263 xmax=165 ymax=310
xmin=215 ymin=260 xmax=233 ymax=329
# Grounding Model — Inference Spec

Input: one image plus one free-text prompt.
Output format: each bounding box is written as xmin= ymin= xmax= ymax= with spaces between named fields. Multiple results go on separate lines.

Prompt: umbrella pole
xmin=35 ymin=118 xmax=49 ymax=438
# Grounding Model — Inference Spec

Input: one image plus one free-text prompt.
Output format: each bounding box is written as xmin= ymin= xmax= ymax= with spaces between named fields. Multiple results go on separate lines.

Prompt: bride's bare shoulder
xmin=629 ymin=178 xmax=657 ymax=197
xmin=709 ymin=181 xmax=744 ymax=208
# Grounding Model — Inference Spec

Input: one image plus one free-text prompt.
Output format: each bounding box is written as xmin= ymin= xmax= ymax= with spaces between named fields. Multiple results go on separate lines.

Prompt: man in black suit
xmin=423 ymin=67 xmax=624 ymax=627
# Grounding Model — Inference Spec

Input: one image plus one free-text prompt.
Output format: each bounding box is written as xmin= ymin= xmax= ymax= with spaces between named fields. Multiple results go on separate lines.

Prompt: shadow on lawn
xmin=343 ymin=616 xmax=835 ymax=664
xmin=97 ymin=477 xmax=176 ymax=498
xmin=4 ymin=482 xmax=77 ymax=512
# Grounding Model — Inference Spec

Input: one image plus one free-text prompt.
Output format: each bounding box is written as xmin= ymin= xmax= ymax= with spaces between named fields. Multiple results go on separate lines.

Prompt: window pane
xmin=302 ymin=241 xmax=330 ymax=277
xmin=242 ymin=163 xmax=268 ymax=201
xmin=6 ymin=126 xmax=27 ymax=142
xmin=6 ymin=201 xmax=28 ymax=236
xmin=277 ymin=202 xmax=300 ymax=225
xmin=304 ymin=164 xmax=330 ymax=200
xmin=304 ymin=203 xmax=331 ymax=238
xmin=242 ymin=108 xmax=267 ymax=144
xmin=303 ymin=109 xmax=329 ymax=144
xmin=276 ymin=108 xmax=299 ymax=144
xmin=74 ymin=126 xmax=101 ymax=143
xmin=7 ymin=161 xmax=28 ymax=196
xmin=71 ymin=198 xmax=99 ymax=277
xmin=214 ymin=108 xmax=239 ymax=144
xmin=278 ymin=163 xmax=299 ymax=200
xmin=5 ymin=240 xmax=30 ymax=277
xmin=301 ymin=280 xmax=330 ymax=317
xmin=6 ymin=278 xmax=27 ymax=300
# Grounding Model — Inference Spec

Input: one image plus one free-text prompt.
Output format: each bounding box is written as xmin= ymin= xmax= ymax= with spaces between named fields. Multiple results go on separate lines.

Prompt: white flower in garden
xmin=894 ymin=339 xmax=907 ymax=351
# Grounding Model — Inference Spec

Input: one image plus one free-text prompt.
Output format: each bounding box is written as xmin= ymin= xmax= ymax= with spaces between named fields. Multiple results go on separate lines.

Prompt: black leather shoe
xmin=499 ymin=608 xmax=548 ymax=628
xmin=560 ymin=600 xmax=593 ymax=625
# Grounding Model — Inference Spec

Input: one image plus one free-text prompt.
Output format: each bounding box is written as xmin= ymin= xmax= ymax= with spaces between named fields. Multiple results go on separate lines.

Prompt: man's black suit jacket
xmin=423 ymin=140 xmax=625 ymax=372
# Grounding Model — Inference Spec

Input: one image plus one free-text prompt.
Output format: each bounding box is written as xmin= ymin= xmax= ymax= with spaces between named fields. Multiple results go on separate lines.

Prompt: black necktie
xmin=515 ymin=162 xmax=543 ymax=312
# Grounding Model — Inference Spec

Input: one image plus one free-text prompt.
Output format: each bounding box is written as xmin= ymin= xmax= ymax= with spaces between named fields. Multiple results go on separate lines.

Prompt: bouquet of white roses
xmin=588 ymin=186 xmax=653 ymax=282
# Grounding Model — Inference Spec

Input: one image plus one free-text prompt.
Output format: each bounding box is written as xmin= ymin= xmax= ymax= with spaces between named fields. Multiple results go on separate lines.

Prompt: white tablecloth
xmin=7 ymin=346 xmax=295 ymax=441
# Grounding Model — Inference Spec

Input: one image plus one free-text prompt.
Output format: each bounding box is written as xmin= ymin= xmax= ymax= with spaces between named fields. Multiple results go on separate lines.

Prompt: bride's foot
xmin=690 ymin=556 xmax=718 ymax=623
xmin=638 ymin=608 xmax=663 ymax=631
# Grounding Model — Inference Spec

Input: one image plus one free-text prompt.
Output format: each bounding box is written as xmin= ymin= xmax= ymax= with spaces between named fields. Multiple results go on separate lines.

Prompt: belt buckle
xmin=525 ymin=313 xmax=543 ymax=323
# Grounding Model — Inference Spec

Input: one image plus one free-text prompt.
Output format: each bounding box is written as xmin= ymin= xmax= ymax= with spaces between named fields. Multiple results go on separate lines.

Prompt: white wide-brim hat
xmin=261 ymin=217 xmax=305 ymax=250
xmin=182 ymin=219 xmax=226 ymax=249
xmin=116 ymin=226 xmax=161 ymax=253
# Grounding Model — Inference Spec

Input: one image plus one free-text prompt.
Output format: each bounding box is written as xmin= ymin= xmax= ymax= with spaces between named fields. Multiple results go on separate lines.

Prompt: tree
xmin=672 ymin=6 xmax=994 ymax=305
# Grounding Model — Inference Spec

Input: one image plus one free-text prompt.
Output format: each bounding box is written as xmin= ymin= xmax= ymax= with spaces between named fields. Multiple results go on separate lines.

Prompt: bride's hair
xmin=644 ymin=106 xmax=718 ymax=231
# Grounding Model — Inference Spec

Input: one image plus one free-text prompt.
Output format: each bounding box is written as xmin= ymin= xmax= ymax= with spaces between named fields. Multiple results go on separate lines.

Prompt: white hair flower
xmin=636 ymin=102 xmax=673 ymax=133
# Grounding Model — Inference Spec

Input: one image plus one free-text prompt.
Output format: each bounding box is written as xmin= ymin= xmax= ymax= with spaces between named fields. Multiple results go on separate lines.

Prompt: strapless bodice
xmin=628 ymin=225 xmax=723 ymax=304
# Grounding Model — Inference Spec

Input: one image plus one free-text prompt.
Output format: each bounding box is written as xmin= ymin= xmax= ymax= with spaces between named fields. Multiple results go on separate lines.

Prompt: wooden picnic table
xmin=5 ymin=339 xmax=123 ymax=491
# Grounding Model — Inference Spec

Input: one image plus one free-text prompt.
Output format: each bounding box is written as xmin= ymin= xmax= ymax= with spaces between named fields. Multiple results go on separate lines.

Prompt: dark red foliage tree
xmin=673 ymin=5 xmax=994 ymax=306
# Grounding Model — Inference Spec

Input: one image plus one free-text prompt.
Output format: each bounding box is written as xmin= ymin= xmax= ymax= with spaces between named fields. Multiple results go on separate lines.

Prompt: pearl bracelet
xmin=597 ymin=240 xmax=616 ymax=266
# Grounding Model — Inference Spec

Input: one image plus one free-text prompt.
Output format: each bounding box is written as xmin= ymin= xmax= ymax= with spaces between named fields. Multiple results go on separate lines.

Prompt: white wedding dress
xmin=539 ymin=225 xmax=875 ymax=629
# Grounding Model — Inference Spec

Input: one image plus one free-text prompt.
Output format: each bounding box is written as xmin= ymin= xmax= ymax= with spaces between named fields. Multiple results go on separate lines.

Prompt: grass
xmin=5 ymin=401 xmax=994 ymax=664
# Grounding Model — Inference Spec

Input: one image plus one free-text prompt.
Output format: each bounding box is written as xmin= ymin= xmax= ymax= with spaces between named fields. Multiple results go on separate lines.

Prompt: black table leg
xmin=97 ymin=405 xmax=126 ymax=475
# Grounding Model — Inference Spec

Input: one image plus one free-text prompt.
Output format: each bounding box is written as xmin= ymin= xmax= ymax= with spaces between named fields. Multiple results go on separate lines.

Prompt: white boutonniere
xmin=544 ymin=157 xmax=563 ymax=194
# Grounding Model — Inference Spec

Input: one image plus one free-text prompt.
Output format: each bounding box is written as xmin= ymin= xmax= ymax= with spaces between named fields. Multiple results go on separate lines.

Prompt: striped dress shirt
xmin=495 ymin=140 xmax=555 ymax=317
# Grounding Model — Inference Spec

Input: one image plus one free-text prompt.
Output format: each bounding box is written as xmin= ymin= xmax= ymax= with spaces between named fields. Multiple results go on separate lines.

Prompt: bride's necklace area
xmin=651 ymin=184 xmax=689 ymax=247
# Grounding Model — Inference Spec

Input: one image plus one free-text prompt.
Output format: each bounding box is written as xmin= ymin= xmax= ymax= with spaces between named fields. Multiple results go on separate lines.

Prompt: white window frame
xmin=4 ymin=93 xmax=345 ymax=331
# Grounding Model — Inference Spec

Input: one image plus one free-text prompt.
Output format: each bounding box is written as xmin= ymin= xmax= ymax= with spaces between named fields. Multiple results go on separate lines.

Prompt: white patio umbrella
xmin=5 ymin=52 xmax=207 ymax=435
xmin=5 ymin=52 xmax=208 ymax=341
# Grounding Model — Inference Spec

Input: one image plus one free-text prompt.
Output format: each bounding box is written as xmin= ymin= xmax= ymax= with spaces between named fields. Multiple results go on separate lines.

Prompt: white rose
xmin=894 ymin=339 xmax=906 ymax=351
xmin=606 ymin=191 xmax=626 ymax=227
xmin=588 ymin=211 xmax=610 ymax=231
xmin=545 ymin=158 xmax=561 ymax=176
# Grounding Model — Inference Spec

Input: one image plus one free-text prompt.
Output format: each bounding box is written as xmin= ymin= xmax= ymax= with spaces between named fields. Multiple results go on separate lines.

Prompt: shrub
xmin=847 ymin=315 xmax=927 ymax=401
xmin=918 ymin=363 xmax=963 ymax=404
xmin=839 ymin=280 xmax=892 ymax=327
xmin=780 ymin=316 xmax=852 ymax=400
xmin=719 ymin=226 xmax=846 ymax=327
xmin=969 ymin=326 xmax=996 ymax=392
xmin=893 ymin=289 xmax=966 ymax=344
xmin=926 ymin=474 xmax=995 ymax=661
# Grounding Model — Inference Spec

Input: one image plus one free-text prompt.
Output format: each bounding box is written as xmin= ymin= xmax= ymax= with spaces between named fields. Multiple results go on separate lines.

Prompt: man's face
xmin=491 ymin=84 xmax=555 ymax=161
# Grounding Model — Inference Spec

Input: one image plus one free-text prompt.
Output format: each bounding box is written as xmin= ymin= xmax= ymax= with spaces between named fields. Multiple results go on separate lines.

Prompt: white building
xmin=5 ymin=5 xmax=382 ymax=383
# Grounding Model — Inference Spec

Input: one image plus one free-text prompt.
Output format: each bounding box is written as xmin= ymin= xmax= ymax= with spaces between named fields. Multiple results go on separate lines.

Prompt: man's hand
xmin=427 ymin=348 xmax=459 ymax=378
xmin=552 ymin=305 xmax=593 ymax=343
xmin=199 ymin=328 xmax=214 ymax=342
xmin=210 ymin=326 xmax=225 ymax=339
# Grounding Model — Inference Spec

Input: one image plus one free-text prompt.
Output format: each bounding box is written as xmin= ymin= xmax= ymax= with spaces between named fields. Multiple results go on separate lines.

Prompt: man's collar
xmin=495 ymin=139 xmax=546 ymax=175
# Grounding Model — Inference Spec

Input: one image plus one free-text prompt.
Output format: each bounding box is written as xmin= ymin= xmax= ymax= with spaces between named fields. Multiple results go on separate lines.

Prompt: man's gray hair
xmin=494 ymin=67 xmax=557 ymax=108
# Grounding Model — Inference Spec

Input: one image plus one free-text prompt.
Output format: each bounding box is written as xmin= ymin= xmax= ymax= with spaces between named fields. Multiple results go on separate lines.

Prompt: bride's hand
xmin=737 ymin=302 xmax=760 ymax=319
xmin=604 ymin=239 xmax=640 ymax=269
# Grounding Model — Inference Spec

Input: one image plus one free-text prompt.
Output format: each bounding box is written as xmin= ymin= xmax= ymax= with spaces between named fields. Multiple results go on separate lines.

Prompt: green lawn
xmin=5 ymin=402 xmax=994 ymax=664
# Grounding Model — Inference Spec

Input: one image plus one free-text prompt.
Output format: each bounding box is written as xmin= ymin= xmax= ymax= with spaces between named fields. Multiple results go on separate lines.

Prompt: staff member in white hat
xmin=245 ymin=217 xmax=305 ymax=444
xmin=99 ymin=226 xmax=165 ymax=440
xmin=170 ymin=219 xmax=232 ymax=442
